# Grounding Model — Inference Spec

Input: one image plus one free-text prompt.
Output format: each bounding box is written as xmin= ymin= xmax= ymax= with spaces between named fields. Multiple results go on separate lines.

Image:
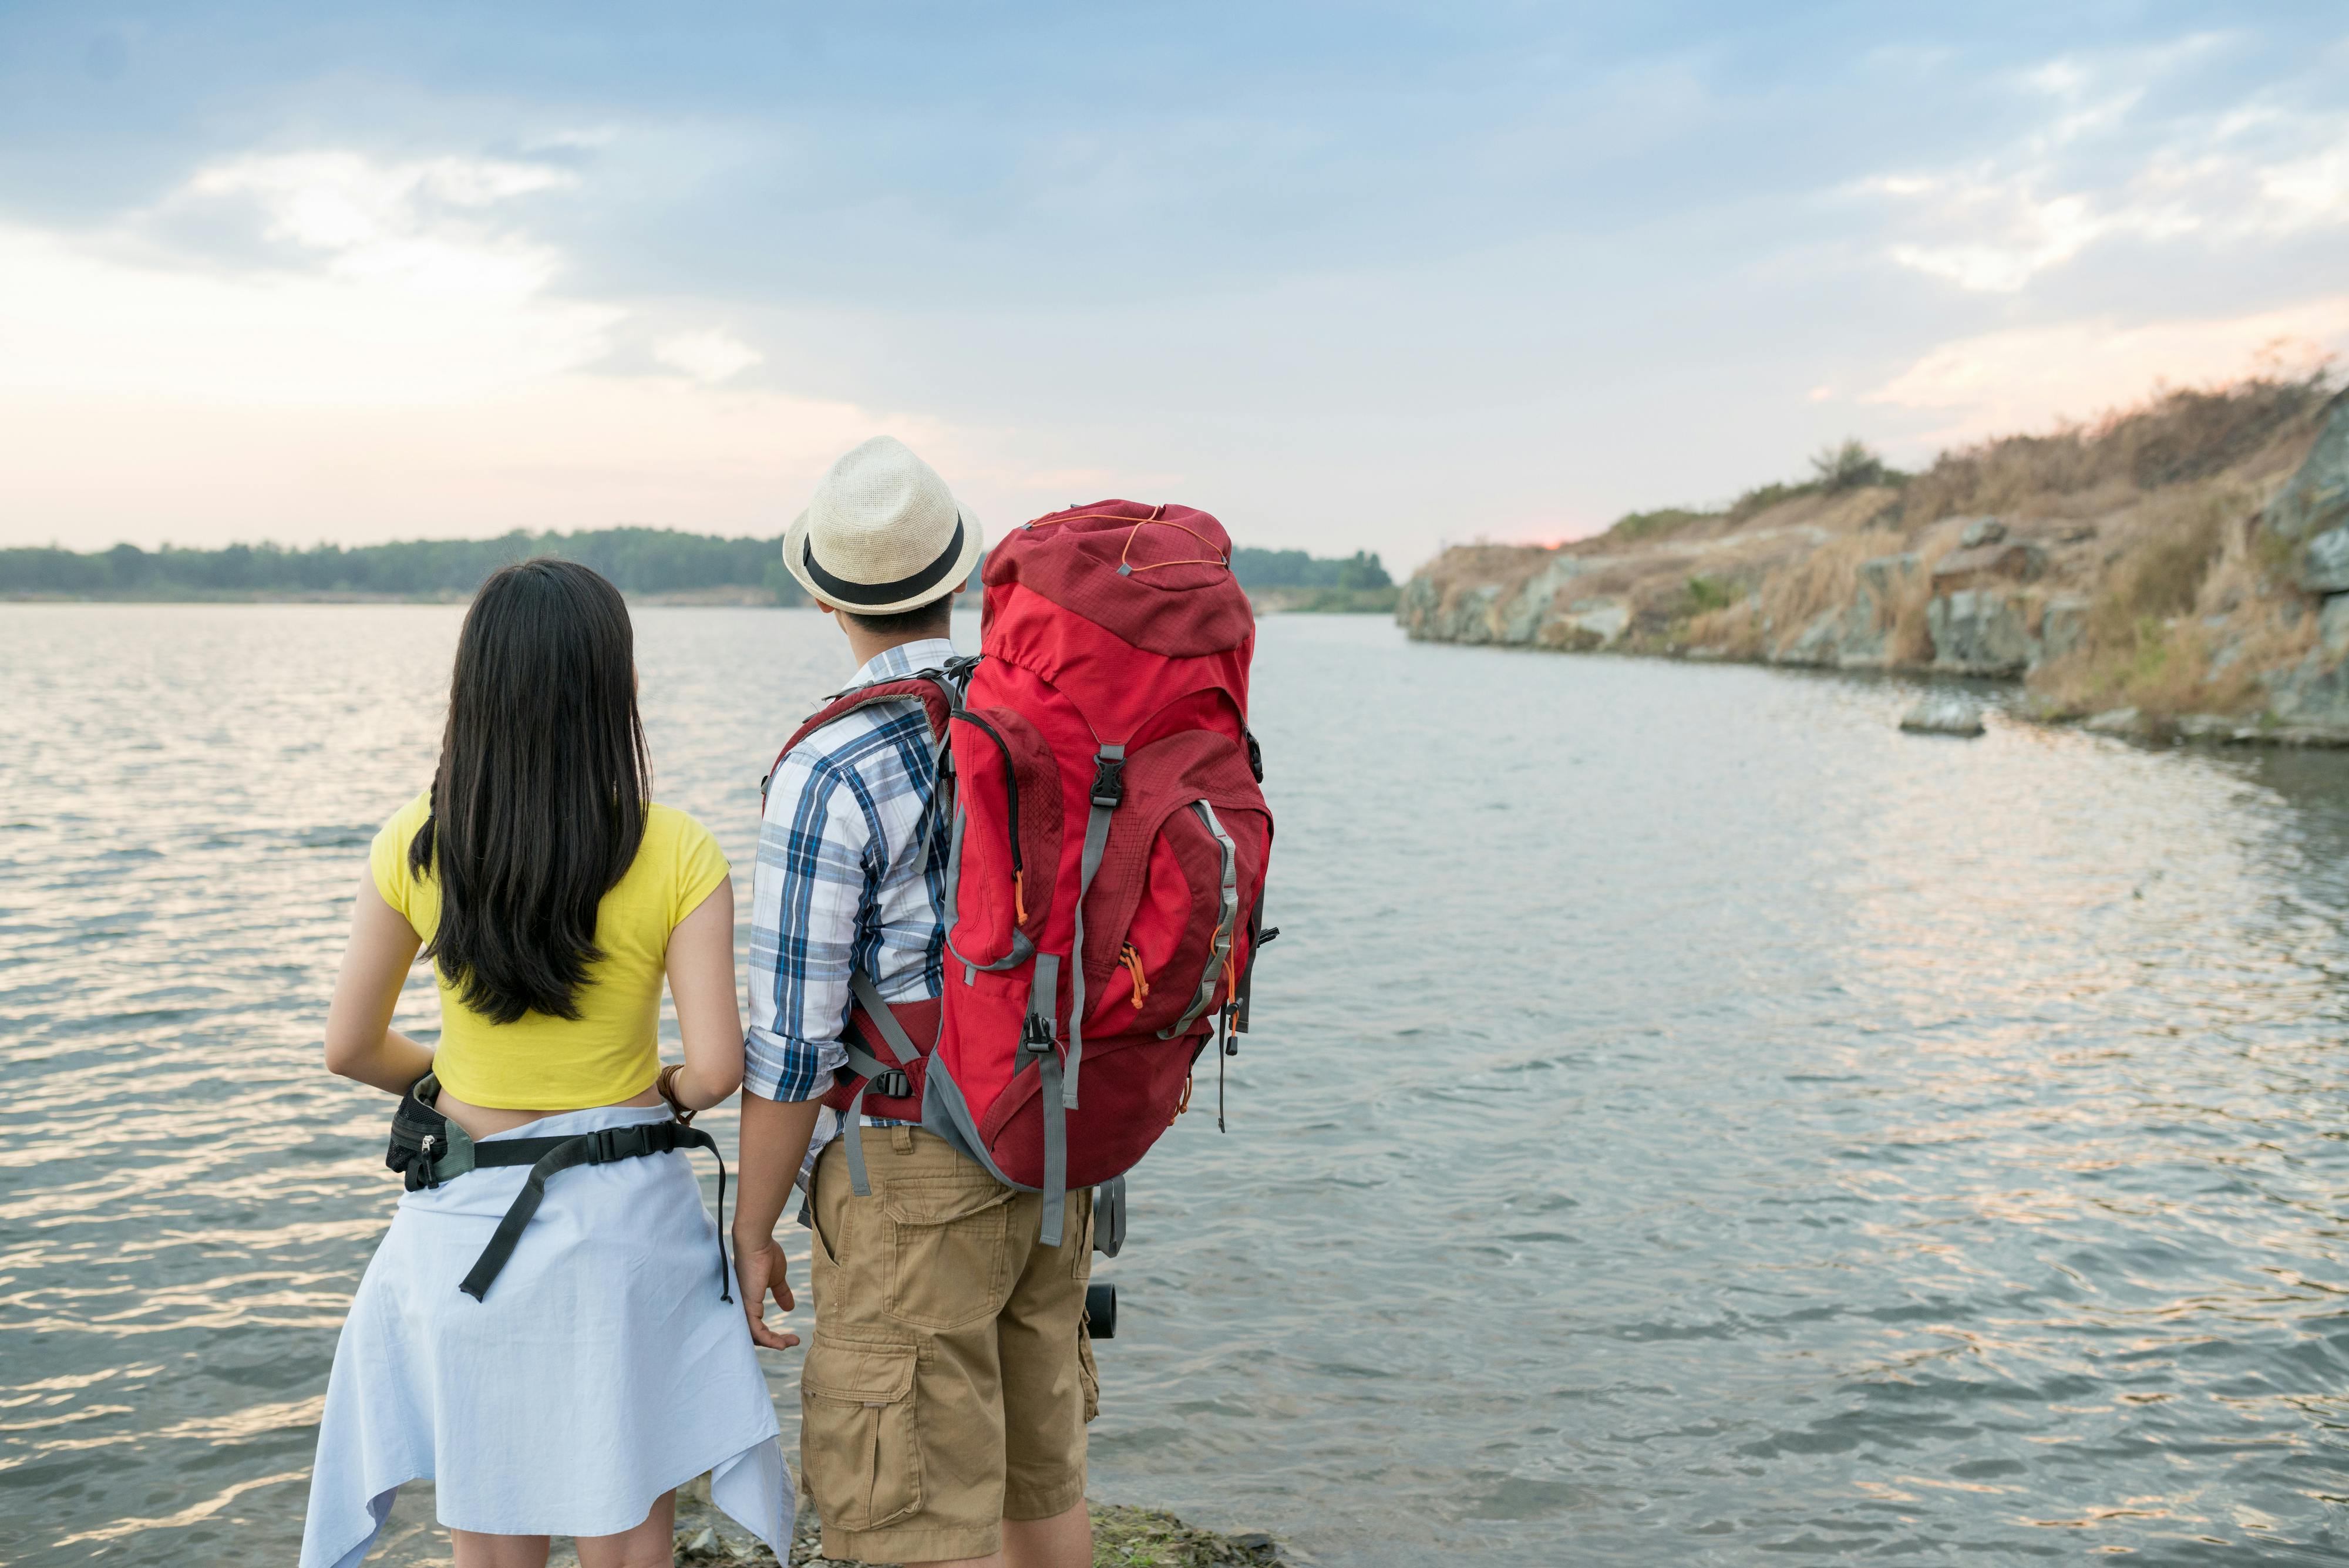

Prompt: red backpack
xmin=765 ymin=500 xmax=1274 ymax=1248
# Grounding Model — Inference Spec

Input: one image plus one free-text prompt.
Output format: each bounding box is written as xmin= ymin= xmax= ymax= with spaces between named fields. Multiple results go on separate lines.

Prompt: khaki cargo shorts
xmin=800 ymin=1127 xmax=1099 ymax=1564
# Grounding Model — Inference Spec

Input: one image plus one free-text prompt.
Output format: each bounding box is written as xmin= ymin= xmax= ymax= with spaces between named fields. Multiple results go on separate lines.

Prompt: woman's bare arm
xmin=665 ymin=879 xmax=745 ymax=1111
xmin=323 ymin=873 xmax=435 ymax=1093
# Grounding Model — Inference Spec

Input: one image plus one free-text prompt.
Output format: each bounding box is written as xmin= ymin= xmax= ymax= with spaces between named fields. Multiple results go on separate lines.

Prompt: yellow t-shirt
xmin=370 ymin=790 xmax=731 ymax=1111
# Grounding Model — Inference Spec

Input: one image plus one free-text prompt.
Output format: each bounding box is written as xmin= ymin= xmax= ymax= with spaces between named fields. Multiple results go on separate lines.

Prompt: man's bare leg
xmin=1005 ymin=1501 xmax=1093 ymax=1568
xmin=908 ymin=1498 xmax=1092 ymax=1568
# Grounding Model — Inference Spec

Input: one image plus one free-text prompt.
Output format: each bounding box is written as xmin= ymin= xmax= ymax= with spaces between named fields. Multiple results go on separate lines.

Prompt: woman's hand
xmin=733 ymin=1233 xmax=800 ymax=1350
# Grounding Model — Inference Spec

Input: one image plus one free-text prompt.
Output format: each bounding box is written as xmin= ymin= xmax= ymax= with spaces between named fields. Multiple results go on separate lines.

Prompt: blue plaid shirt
xmin=742 ymin=639 xmax=955 ymax=1140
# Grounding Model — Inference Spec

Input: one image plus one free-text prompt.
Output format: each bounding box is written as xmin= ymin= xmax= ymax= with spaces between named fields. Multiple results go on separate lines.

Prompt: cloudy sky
xmin=2 ymin=4 xmax=2345 ymax=570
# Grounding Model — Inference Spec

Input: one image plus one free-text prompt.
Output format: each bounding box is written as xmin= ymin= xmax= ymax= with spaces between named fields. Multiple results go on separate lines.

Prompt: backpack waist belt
xmin=385 ymin=1074 xmax=732 ymax=1304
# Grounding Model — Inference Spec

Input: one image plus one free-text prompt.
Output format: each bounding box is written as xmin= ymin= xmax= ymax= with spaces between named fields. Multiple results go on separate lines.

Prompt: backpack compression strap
xmin=1027 ymin=743 xmax=1126 ymax=1247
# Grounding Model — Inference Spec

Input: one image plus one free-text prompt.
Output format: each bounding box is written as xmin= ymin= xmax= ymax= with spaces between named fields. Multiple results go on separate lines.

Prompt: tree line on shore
xmin=0 ymin=529 xmax=1393 ymax=603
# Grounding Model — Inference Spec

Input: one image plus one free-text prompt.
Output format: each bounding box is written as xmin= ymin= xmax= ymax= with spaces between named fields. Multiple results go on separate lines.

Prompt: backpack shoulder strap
xmin=760 ymin=666 xmax=969 ymax=807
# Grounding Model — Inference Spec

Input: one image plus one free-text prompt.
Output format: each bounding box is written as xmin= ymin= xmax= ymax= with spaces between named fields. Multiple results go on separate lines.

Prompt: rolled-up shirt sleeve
xmin=742 ymin=750 xmax=875 ymax=1103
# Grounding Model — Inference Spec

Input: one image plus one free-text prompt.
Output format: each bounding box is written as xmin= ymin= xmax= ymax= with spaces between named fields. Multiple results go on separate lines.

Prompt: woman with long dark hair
xmin=299 ymin=561 xmax=789 ymax=1568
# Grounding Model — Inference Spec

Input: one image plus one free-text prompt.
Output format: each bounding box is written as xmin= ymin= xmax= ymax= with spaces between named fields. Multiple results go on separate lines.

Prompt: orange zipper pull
xmin=1119 ymin=943 xmax=1150 ymax=1009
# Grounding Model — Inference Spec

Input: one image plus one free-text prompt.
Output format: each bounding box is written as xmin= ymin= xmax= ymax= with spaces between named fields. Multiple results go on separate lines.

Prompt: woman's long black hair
xmin=409 ymin=559 xmax=652 ymax=1024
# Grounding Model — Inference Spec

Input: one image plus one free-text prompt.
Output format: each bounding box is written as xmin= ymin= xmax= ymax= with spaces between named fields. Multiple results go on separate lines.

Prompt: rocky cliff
xmin=1399 ymin=378 xmax=2349 ymax=738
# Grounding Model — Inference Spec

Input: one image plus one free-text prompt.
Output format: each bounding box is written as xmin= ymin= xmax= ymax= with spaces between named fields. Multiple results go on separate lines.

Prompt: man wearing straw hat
xmin=729 ymin=436 xmax=1096 ymax=1568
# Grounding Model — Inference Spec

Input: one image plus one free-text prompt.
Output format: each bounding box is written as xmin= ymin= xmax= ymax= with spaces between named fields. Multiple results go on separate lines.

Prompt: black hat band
xmin=803 ymin=514 xmax=966 ymax=607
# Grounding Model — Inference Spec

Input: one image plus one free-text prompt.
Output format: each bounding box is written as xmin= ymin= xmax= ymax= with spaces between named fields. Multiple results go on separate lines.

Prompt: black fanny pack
xmin=386 ymin=1074 xmax=731 ymax=1304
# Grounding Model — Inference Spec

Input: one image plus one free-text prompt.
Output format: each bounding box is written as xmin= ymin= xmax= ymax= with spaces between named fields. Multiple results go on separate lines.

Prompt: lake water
xmin=5 ymin=604 xmax=2349 ymax=1566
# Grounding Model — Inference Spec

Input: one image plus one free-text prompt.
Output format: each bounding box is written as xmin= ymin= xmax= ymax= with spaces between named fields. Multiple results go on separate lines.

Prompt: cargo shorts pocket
xmin=881 ymin=1175 xmax=1018 ymax=1331
xmin=801 ymin=1334 xmax=922 ymax=1533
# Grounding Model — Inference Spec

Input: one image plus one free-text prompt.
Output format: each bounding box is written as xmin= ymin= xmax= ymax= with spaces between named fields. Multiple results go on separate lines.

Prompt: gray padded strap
xmin=841 ymin=968 xmax=926 ymax=1202
xmin=1026 ymin=952 xmax=1065 ymax=1246
xmin=836 ymin=1035 xmax=896 ymax=1085
xmin=906 ymin=701 xmax=954 ymax=884
xmin=1066 ymin=743 xmax=1123 ymax=1111
xmin=1036 ymin=1049 xmax=1067 ymax=1246
xmin=849 ymin=970 xmax=925 ymax=1067
xmin=1027 ymin=951 xmax=1061 ymax=1029
xmin=1159 ymin=800 xmax=1240 ymax=1039
xmin=842 ymin=1084 xmax=874 ymax=1198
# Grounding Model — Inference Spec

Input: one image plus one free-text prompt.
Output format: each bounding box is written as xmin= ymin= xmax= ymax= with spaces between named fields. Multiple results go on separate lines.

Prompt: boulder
xmin=1542 ymin=595 xmax=1630 ymax=647
xmin=1450 ymin=584 xmax=1503 ymax=644
xmin=1398 ymin=577 xmax=1505 ymax=643
xmin=1396 ymin=574 xmax=1441 ymax=637
xmin=2040 ymin=594 xmax=2092 ymax=664
xmin=1496 ymin=554 xmax=1587 ymax=643
xmin=2302 ymin=525 xmax=2349 ymax=595
xmin=2265 ymin=642 xmax=2349 ymax=731
xmin=1900 ymin=693 xmax=1985 ymax=736
xmin=1956 ymin=516 xmax=2007 ymax=548
xmin=1928 ymin=588 xmax=2037 ymax=675
xmin=1772 ymin=551 xmax=1919 ymax=668
xmin=2263 ymin=392 xmax=2349 ymax=542
xmin=2175 ymin=714 xmax=2254 ymax=743
xmin=1931 ymin=539 xmax=2048 ymax=588
xmin=2323 ymin=593 xmax=2349 ymax=657
xmin=1840 ymin=552 xmax=1920 ymax=667
xmin=1855 ymin=551 xmax=1921 ymax=600
xmin=1781 ymin=607 xmax=1847 ymax=667
xmin=2083 ymin=706 xmax=2144 ymax=735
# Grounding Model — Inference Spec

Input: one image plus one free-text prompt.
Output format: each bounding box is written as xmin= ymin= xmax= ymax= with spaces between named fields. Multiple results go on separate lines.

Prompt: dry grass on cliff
xmin=2030 ymin=483 xmax=2314 ymax=718
xmin=1899 ymin=374 xmax=2333 ymax=525
xmin=1752 ymin=533 xmax=1882 ymax=654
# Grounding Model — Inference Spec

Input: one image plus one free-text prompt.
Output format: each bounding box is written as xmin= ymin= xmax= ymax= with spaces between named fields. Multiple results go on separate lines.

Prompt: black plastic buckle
xmin=1021 ymin=1012 xmax=1056 ymax=1059
xmin=584 ymin=1126 xmax=652 ymax=1165
xmin=873 ymin=1068 xmax=912 ymax=1099
xmin=1091 ymin=754 xmax=1125 ymax=807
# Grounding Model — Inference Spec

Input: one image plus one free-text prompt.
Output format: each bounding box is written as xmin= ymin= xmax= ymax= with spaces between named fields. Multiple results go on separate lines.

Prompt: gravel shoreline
xmin=521 ymin=1480 xmax=1294 ymax=1567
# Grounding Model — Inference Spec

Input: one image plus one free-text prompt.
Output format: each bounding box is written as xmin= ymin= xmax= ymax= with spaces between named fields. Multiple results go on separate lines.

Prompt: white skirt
xmin=300 ymin=1103 xmax=791 ymax=1568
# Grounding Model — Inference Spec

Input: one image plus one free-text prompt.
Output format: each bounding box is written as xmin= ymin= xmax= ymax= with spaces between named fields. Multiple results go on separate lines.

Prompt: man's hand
xmin=732 ymin=1092 xmax=822 ymax=1350
xmin=735 ymin=1234 xmax=800 ymax=1350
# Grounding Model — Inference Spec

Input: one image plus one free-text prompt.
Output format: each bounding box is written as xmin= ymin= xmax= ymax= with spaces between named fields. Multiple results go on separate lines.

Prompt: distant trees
xmin=5 ymin=530 xmax=1394 ymax=604
xmin=0 ymin=528 xmax=810 ymax=604
xmin=1227 ymin=547 xmax=1392 ymax=591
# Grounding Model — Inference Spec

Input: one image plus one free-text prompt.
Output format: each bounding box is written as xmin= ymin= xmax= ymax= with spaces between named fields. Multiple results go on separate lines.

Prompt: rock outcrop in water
xmin=1401 ymin=378 xmax=2349 ymax=740
xmin=1899 ymin=693 xmax=1986 ymax=736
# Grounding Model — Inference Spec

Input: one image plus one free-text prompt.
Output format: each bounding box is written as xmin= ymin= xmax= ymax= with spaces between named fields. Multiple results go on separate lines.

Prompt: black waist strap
xmin=452 ymin=1122 xmax=732 ymax=1304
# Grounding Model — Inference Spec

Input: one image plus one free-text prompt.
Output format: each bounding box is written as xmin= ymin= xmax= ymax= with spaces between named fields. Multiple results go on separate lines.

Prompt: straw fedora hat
xmin=783 ymin=436 xmax=985 ymax=615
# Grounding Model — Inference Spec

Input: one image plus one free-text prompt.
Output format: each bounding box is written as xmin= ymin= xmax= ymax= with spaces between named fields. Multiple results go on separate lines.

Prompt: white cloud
xmin=1859 ymin=41 xmax=2349 ymax=294
xmin=0 ymin=146 xmax=982 ymax=546
xmin=1865 ymin=297 xmax=2349 ymax=443
xmin=0 ymin=149 xmax=620 ymax=406
xmin=652 ymin=329 xmax=763 ymax=383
